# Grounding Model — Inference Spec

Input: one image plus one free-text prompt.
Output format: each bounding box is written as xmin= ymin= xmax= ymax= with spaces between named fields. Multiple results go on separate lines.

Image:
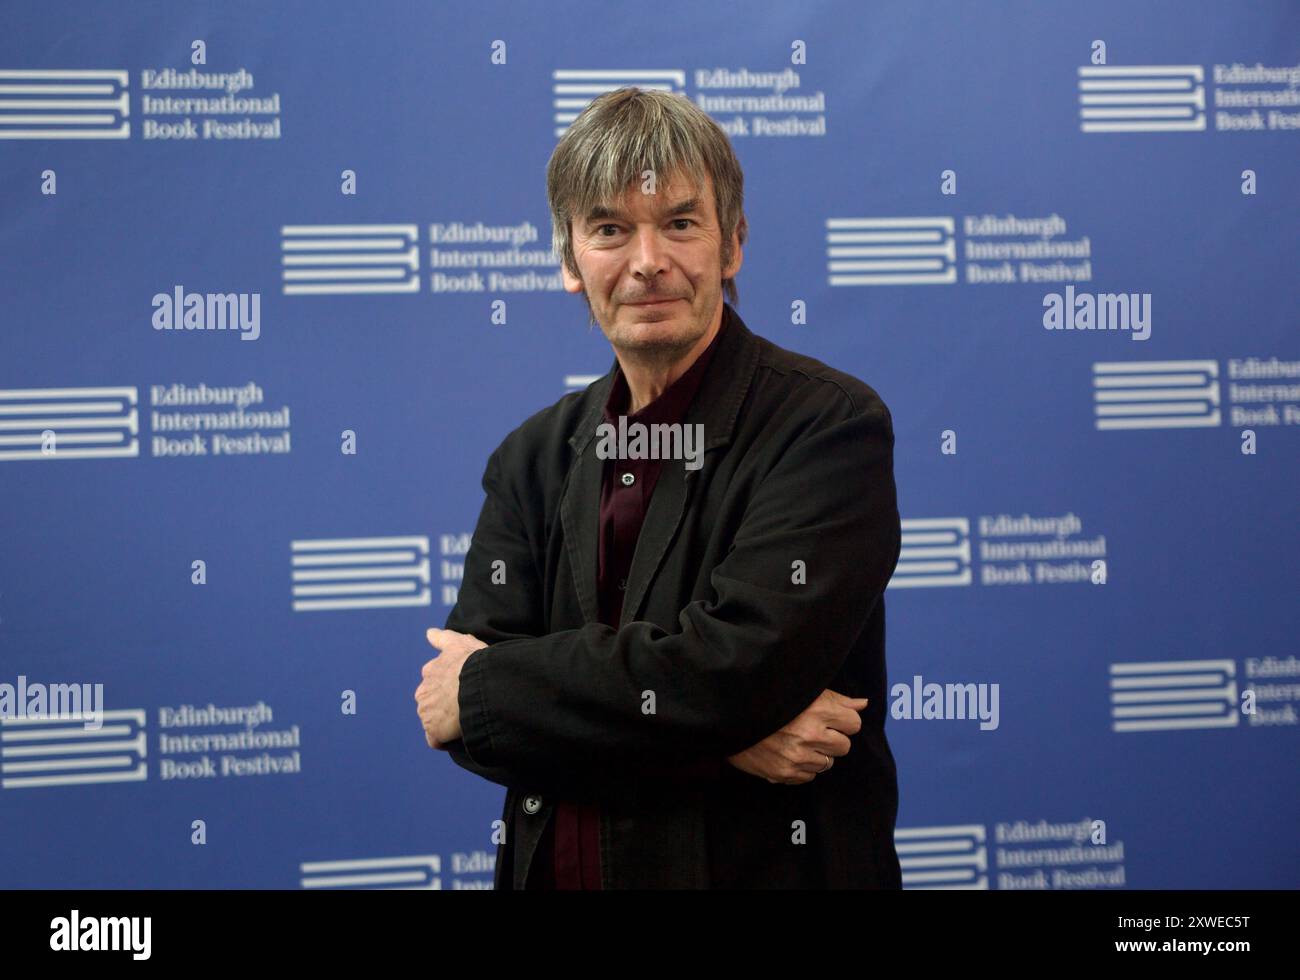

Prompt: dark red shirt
xmin=527 ymin=309 xmax=730 ymax=889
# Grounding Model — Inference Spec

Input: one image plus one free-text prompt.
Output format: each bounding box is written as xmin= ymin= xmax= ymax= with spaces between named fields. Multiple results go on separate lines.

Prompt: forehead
xmin=582 ymin=170 xmax=714 ymax=222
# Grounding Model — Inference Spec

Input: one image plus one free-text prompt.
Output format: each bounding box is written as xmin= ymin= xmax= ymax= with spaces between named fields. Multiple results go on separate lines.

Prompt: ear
xmin=722 ymin=225 xmax=744 ymax=280
xmin=561 ymin=261 xmax=584 ymax=294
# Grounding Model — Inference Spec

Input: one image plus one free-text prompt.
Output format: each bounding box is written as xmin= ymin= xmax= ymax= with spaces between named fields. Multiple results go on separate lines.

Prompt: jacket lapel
xmin=560 ymin=304 xmax=762 ymax=630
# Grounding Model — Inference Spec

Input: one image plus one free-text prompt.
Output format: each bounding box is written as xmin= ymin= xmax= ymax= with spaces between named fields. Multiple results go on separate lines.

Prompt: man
xmin=415 ymin=88 xmax=902 ymax=889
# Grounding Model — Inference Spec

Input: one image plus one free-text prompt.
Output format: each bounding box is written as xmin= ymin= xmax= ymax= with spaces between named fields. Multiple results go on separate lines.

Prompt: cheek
xmin=685 ymin=247 xmax=720 ymax=278
xmin=577 ymin=262 xmax=613 ymax=294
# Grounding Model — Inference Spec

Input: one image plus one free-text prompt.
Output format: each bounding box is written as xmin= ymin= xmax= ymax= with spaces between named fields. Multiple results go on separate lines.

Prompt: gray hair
xmin=546 ymin=87 xmax=748 ymax=307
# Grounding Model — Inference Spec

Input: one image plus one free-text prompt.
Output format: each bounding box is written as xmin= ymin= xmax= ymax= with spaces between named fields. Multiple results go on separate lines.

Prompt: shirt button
xmin=618 ymin=578 xmax=627 ymax=591
xmin=621 ymin=472 xmax=635 ymax=487
xmin=522 ymin=795 xmax=542 ymax=815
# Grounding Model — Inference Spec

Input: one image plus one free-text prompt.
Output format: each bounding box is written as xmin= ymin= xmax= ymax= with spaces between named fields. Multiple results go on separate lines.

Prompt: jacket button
xmin=617 ymin=578 xmax=627 ymax=590
xmin=522 ymin=794 xmax=542 ymax=814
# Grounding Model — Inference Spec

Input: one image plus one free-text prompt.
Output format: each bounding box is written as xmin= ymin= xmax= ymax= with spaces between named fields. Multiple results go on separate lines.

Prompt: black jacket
xmin=442 ymin=302 xmax=902 ymax=888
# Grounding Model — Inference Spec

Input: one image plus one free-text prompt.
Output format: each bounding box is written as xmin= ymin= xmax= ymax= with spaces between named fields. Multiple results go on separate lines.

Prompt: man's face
xmin=561 ymin=170 xmax=742 ymax=363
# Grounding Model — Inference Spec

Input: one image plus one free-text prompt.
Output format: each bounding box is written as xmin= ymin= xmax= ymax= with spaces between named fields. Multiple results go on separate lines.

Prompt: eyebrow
xmin=583 ymin=197 xmax=702 ymax=226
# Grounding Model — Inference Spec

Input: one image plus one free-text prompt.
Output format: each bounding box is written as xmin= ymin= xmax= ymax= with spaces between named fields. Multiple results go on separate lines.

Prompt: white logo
xmin=826 ymin=217 xmax=956 ymax=286
xmin=891 ymin=514 xmax=1107 ymax=588
xmin=0 ymin=386 xmax=139 ymax=460
xmin=281 ymin=224 xmax=420 ymax=295
xmin=896 ymin=825 xmax=988 ymax=889
xmin=300 ymin=855 xmax=441 ymax=889
xmin=1092 ymin=360 xmax=1221 ymax=430
xmin=428 ymin=221 xmax=562 ymax=294
xmin=49 ymin=910 xmax=151 ymax=960
xmin=889 ymin=518 xmax=971 ymax=588
xmin=551 ymin=69 xmax=685 ymax=138
xmin=0 ymin=69 xmax=129 ymax=139
xmin=901 ymin=819 xmax=1127 ymax=889
xmin=290 ymin=536 xmax=432 ymax=611
xmin=1108 ymin=659 xmax=1238 ymax=732
xmin=1077 ymin=65 xmax=1205 ymax=133
xmin=1 ymin=709 xmax=147 ymax=789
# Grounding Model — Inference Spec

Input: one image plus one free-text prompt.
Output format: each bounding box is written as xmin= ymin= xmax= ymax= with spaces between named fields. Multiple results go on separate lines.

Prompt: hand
xmin=726 ymin=689 xmax=868 ymax=785
xmin=415 ymin=627 xmax=487 ymax=749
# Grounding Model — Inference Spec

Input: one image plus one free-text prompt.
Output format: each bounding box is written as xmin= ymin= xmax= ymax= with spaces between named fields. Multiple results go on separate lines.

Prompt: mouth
xmin=626 ymin=299 xmax=680 ymax=307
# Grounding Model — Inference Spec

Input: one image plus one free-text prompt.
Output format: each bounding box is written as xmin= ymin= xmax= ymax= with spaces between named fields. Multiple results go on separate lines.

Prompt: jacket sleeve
xmin=455 ymin=394 xmax=901 ymax=790
xmin=437 ymin=441 xmax=547 ymax=790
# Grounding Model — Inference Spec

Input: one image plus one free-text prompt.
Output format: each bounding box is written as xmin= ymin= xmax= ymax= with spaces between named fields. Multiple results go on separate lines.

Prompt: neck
xmin=616 ymin=304 xmax=724 ymax=414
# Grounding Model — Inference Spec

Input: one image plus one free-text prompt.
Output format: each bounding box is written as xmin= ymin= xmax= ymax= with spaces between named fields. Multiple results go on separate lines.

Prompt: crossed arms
xmin=434 ymin=395 xmax=900 ymax=796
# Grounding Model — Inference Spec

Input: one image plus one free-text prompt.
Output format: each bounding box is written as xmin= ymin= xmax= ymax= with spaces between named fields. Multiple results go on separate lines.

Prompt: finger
xmin=791 ymin=750 xmax=833 ymax=775
xmin=824 ymin=704 xmax=865 ymax=736
xmin=426 ymin=627 xmax=444 ymax=649
xmin=815 ymin=729 xmax=853 ymax=757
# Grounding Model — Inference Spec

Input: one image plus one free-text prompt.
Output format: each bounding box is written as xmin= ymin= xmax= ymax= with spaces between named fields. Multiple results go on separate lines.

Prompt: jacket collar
xmin=561 ymin=302 xmax=762 ymax=628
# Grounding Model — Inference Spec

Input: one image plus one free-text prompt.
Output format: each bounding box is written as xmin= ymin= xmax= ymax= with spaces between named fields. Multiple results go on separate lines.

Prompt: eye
xmin=596 ymin=224 xmax=620 ymax=236
xmin=670 ymin=218 xmax=694 ymax=230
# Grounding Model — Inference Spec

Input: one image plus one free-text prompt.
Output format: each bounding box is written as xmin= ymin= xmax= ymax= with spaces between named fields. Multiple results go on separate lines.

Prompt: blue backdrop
xmin=2 ymin=0 xmax=1296 ymax=889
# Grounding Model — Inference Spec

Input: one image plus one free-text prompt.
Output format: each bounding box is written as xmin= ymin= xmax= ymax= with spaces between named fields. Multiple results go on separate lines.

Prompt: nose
xmin=629 ymin=224 xmax=669 ymax=283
